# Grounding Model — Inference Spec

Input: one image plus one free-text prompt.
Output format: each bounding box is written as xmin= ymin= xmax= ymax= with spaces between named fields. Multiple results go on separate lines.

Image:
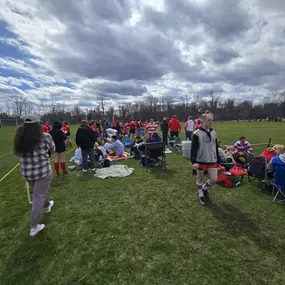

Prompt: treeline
xmin=1 ymin=91 xmax=285 ymax=124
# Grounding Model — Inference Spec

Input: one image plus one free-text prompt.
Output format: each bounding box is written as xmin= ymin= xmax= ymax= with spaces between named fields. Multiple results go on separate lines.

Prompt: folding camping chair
xmin=139 ymin=142 xmax=166 ymax=171
xmin=169 ymin=136 xmax=182 ymax=152
xmin=272 ymin=163 xmax=285 ymax=203
xmin=246 ymin=156 xmax=272 ymax=192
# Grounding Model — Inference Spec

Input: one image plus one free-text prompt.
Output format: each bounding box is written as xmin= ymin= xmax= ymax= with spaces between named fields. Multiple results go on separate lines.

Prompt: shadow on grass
xmin=207 ymin=201 xmax=282 ymax=256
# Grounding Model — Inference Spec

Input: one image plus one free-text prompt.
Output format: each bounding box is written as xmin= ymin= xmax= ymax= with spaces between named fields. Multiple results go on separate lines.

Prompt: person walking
xmin=168 ymin=115 xmax=181 ymax=138
xmin=13 ymin=115 xmax=55 ymax=237
xmin=184 ymin=116 xmax=194 ymax=141
xmin=75 ymin=121 xmax=97 ymax=172
xmin=50 ymin=121 xmax=68 ymax=176
xmin=191 ymin=111 xmax=219 ymax=206
xmin=160 ymin=117 xmax=169 ymax=145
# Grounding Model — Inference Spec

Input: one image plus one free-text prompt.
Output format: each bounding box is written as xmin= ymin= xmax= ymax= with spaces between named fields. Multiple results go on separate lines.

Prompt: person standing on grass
xmin=233 ymin=136 xmax=253 ymax=165
xmin=50 ymin=121 xmax=67 ymax=176
xmin=13 ymin=115 xmax=55 ymax=237
xmin=160 ymin=117 xmax=169 ymax=145
xmin=75 ymin=121 xmax=97 ymax=173
xmin=146 ymin=119 xmax=158 ymax=139
xmin=191 ymin=111 xmax=219 ymax=206
xmin=62 ymin=121 xmax=72 ymax=147
xmin=168 ymin=115 xmax=181 ymax=138
xmin=184 ymin=116 xmax=194 ymax=141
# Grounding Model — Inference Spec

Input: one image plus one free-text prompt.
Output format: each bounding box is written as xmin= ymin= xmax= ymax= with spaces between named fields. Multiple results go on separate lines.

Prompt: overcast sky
xmin=0 ymin=0 xmax=285 ymax=110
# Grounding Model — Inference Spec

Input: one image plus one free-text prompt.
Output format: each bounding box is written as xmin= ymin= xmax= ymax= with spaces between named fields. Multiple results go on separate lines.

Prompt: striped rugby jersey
xmin=234 ymin=140 xmax=253 ymax=155
xmin=146 ymin=122 xmax=158 ymax=134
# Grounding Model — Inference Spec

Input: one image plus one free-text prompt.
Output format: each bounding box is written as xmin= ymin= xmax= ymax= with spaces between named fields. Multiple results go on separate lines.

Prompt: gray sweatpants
xmin=29 ymin=172 xmax=52 ymax=228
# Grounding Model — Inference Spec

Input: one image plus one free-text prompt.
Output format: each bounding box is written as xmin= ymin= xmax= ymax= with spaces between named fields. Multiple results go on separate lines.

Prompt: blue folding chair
xmin=272 ymin=163 xmax=285 ymax=203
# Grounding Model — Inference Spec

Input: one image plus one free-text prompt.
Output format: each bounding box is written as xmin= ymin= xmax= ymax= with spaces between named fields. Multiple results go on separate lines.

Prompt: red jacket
xmin=168 ymin=118 xmax=181 ymax=132
xmin=261 ymin=148 xmax=277 ymax=163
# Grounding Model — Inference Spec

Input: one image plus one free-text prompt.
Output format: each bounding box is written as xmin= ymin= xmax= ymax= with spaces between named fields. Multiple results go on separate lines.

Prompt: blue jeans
xmin=186 ymin=131 xmax=193 ymax=141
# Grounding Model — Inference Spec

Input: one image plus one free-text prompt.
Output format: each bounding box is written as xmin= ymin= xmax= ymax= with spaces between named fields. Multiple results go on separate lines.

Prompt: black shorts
xmin=65 ymin=131 xmax=71 ymax=137
xmin=129 ymin=129 xmax=136 ymax=134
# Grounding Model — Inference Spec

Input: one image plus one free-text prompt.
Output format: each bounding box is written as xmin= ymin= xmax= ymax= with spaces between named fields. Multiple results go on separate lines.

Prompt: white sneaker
xmin=45 ymin=200 xmax=54 ymax=213
xmin=82 ymin=169 xmax=88 ymax=173
xmin=30 ymin=224 xmax=45 ymax=237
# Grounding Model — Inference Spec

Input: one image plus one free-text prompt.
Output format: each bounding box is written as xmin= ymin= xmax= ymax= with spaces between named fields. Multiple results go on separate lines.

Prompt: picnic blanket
xmin=94 ymin=165 xmax=134 ymax=179
xmin=107 ymin=152 xmax=130 ymax=161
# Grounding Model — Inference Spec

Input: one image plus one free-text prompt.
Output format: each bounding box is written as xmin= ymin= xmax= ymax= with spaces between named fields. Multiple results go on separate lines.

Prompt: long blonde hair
xmin=273 ymin=144 xmax=285 ymax=155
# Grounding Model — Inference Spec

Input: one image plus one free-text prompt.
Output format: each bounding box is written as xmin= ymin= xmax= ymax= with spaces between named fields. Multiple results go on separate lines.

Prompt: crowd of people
xmin=12 ymin=112 xmax=285 ymax=236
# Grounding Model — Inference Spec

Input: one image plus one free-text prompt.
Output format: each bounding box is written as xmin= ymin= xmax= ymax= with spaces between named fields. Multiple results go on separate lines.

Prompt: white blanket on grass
xmin=94 ymin=165 xmax=134 ymax=179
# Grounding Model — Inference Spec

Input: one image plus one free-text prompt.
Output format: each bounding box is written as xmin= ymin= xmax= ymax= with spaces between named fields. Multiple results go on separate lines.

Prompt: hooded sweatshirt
xmin=267 ymin=153 xmax=285 ymax=173
xmin=168 ymin=118 xmax=181 ymax=132
xmin=261 ymin=148 xmax=277 ymax=163
xmin=49 ymin=122 xmax=66 ymax=153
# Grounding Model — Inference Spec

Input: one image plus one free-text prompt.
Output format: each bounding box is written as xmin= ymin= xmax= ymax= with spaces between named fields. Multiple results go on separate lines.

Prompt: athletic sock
xmin=60 ymin=162 xmax=67 ymax=174
xmin=54 ymin=162 xmax=60 ymax=176
xmin=197 ymin=184 xmax=204 ymax=197
xmin=202 ymin=180 xmax=212 ymax=191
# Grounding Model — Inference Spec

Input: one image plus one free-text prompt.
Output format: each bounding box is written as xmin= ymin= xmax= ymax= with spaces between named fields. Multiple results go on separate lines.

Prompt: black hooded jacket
xmin=49 ymin=122 xmax=66 ymax=153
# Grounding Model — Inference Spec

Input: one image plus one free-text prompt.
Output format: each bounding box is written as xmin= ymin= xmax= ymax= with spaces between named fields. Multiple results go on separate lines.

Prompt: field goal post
xmin=0 ymin=117 xmax=19 ymax=128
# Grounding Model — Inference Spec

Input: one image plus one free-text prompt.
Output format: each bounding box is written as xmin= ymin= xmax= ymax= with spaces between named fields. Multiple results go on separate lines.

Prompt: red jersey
xmin=91 ymin=124 xmax=97 ymax=132
xmin=42 ymin=125 xmax=50 ymax=133
xmin=129 ymin=121 xmax=137 ymax=129
xmin=168 ymin=118 xmax=181 ymax=132
xmin=62 ymin=125 xmax=70 ymax=133
xmin=146 ymin=122 xmax=158 ymax=133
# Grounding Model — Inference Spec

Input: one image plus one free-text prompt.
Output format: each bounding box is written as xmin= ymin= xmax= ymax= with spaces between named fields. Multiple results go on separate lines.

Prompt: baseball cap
xmin=23 ymin=115 xmax=40 ymax=124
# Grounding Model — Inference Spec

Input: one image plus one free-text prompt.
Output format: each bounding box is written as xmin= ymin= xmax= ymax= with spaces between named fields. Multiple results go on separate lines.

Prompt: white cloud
xmin=0 ymin=0 xmax=284 ymax=111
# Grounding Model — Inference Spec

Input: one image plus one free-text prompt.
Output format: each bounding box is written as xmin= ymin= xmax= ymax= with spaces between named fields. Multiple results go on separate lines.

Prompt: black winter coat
xmin=49 ymin=129 xmax=66 ymax=153
xmin=76 ymin=126 xmax=96 ymax=150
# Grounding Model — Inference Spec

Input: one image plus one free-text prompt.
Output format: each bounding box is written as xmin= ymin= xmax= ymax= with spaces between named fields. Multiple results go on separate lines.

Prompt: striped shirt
xmin=234 ymin=140 xmax=253 ymax=155
xmin=146 ymin=122 xmax=158 ymax=134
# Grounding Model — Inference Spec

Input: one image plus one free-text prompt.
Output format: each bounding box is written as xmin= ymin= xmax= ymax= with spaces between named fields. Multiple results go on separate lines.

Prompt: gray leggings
xmin=29 ymin=172 xmax=52 ymax=228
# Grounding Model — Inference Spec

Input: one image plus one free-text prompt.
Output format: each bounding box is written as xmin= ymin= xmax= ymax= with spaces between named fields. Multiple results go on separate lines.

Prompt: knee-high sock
xmin=60 ymin=162 xmax=67 ymax=174
xmin=54 ymin=162 xmax=60 ymax=175
xmin=197 ymin=184 xmax=204 ymax=197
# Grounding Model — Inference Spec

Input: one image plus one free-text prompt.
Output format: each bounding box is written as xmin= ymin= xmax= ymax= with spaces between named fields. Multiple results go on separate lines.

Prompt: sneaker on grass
xmin=82 ymin=169 xmax=88 ymax=173
xmin=45 ymin=200 xmax=54 ymax=213
xmin=199 ymin=196 xmax=206 ymax=206
xmin=30 ymin=224 xmax=45 ymax=237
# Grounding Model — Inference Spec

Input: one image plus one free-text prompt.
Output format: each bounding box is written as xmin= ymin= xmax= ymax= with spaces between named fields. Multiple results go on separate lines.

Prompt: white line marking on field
xmin=0 ymin=152 xmax=13 ymax=158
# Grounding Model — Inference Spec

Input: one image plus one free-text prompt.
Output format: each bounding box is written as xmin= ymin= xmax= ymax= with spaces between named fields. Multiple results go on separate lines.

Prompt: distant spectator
xmin=168 ymin=115 xmax=181 ymax=138
xmin=233 ymin=136 xmax=253 ymax=165
xmin=148 ymin=132 xmax=161 ymax=143
xmin=42 ymin=121 xmax=51 ymax=133
xmin=184 ymin=116 xmax=194 ymax=141
xmin=146 ymin=119 xmax=158 ymax=139
xmin=160 ymin=117 xmax=169 ymax=145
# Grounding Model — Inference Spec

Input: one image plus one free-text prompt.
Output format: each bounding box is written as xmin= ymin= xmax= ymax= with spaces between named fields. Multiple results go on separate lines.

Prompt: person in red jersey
xmin=62 ymin=121 xmax=72 ymax=147
xmin=42 ymin=121 xmax=51 ymax=133
xmin=128 ymin=120 xmax=137 ymax=138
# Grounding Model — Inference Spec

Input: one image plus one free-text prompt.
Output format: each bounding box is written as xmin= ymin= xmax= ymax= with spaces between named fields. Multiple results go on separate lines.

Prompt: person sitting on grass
xmin=233 ymin=136 xmax=253 ymax=165
xmin=107 ymin=135 xmax=124 ymax=158
xmin=147 ymin=132 xmax=161 ymax=143
xmin=14 ymin=115 xmax=55 ymax=237
xmin=261 ymin=144 xmax=285 ymax=163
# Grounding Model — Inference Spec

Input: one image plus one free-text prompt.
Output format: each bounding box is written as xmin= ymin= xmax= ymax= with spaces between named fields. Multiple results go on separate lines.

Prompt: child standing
xmin=50 ymin=122 xmax=68 ymax=175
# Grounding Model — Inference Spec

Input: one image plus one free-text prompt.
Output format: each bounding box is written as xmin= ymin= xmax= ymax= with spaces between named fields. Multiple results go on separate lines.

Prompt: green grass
xmin=1 ymin=122 xmax=285 ymax=285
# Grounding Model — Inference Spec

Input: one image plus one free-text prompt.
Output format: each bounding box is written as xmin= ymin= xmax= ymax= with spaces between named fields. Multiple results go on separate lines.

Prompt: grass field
xmin=1 ymin=122 xmax=285 ymax=285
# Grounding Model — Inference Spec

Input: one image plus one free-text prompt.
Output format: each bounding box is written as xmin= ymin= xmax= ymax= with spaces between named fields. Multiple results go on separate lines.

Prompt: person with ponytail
xmin=13 ymin=115 xmax=55 ymax=236
xmin=191 ymin=111 xmax=219 ymax=205
xmin=50 ymin=121 xmax=68 ymax=176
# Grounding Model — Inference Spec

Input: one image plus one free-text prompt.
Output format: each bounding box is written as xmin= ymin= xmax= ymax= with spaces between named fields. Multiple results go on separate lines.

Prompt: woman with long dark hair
xmin=14 ymin=115 xmax=55 ymax=237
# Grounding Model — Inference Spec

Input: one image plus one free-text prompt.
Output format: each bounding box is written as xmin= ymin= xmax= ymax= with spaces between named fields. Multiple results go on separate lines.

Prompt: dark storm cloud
xmin=96 ymin=81 xmax=147 ymax=96
xmin=205 ymin=48 xmax=240 ymax=64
